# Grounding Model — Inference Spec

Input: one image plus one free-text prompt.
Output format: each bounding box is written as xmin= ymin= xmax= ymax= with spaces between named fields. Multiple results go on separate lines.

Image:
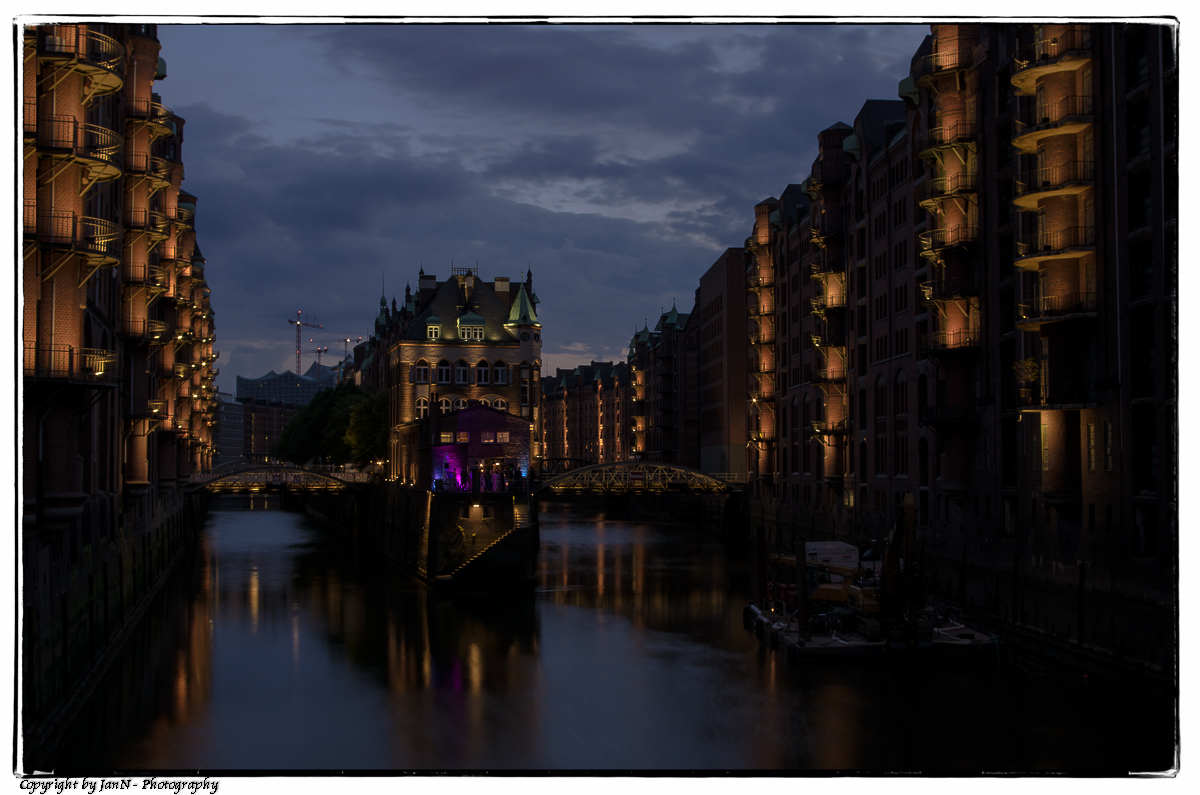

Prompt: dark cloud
xmin=159 ymin=23 xmax=930 ymax=387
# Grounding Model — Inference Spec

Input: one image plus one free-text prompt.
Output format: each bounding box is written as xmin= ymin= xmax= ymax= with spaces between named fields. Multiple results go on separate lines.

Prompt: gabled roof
xmin=402 ymin=276 xmax=518 ymax=342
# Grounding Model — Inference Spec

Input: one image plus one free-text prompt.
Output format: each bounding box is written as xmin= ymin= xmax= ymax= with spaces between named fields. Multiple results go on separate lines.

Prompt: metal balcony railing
xmin=920 ymin=274 xmax=980 ymax=303
xmin=749 ymin=330 xmax=776 ymax=345
xmin=150 ymin=156 xmax=173 ymax=183
xmin=920 ymin=224 xmax=979 ymax=255
xmin=24 ymin=344 xmax=118 ymax=383
xmin=1014 ymin=160 xmax=1095 ymax=197
xmin=1018 ymin=291 xmax=1097 ymax=320
xmin=23 ymin=205 xmax=121 ymax=261
xmin=921 ymin=329 xmax=981 ymax=353
xmin=37 ymin=29 xmax=125 ymax=79
xmin=810 ymin=293 xmax=847 ymax=312
xmin=1019 ymin=381 xmax=1090 ymax=408
xmin=811 ymin=368 xmax=846 ymax=383
xmin=917 ymin=119 xmax=978 ymax=153
xmin=746 ymin=274 xmax=775 ymax=288
xmin=914 ymin=37 xmax=974 ymax=82
xmin=1014 ymin=95 xmax=1094 ymax=133
xmin=1015 ymin=226 xmax=1096 ymax=259
xmin=810 ymin=333 xmax=844 ymax=350
xmin=1014 ymin=26 xmax=1092 ymax=71
xmin=810 ymin=419 xmax=847 ymax=434
xmin=747 ymin=302 xmax=775 ymax=317
xmin=919 ymin=172 xmax=979 ymax=205
xmin=172 ymin=363 xmax=191 ymax=379
xmin=32 ymin=114 xmax=76 ymax=150
xmin=79 ymin=123 xmax=122 ymax=166
xmin=811 ymin=255 xmax=844 ymax=276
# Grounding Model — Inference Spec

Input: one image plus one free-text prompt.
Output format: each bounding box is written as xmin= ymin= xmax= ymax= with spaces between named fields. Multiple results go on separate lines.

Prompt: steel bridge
xmin=537 ymin=462 xmax=742 ymax=495
xmin=191 ymin=466 xmax=369 ymax=493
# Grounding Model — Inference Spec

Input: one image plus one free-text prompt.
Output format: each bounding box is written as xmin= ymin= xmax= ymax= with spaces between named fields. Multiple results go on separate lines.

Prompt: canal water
xmin=50 ymin=495 xmax=1175 ymax=773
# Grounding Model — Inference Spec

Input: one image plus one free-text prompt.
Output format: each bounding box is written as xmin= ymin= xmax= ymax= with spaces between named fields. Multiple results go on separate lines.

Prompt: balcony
xmin=1013 ymin=95 xmax=1094 ymax=153
xmin=1019 ymin=380 xmax=1092 ymax=410
xmin=810 ymin=419 xmax=847 ymax=435
xmin=120 ymin=316 xmax=169 ymax=343
xmin=919 ymin=225 xmax=978 ymax=259
xmin=810 ymin=293 xmax=846 ymax=313
xmin=1013 ymin=160 xmax=1095 ymax=210
xmin=920 ymin=274 xmax=980 ymax=304
xmin=748 ymin=330 xmax=776 ymax=345
xmin=810 ymin=254 xmax=844 ymax=277
xmin=36 ymin=28 xmax=125 ymax=98
xmin=810 ymin=332 xmax=845 ymax=350
xmin=126 ymin=96 xmax=175 ymax=140
xmin=1014 ymin=226 xmax=1096 ymax=270
xmin=149 ymin=156 xmax=174 ymax=190
xmin=918 ymin=172 xmax=978 ymax=209
xmin=811 ymin=368 xmax=846 ymax=384
xmin=747 ymin=301 xmax=775 ymax=317
xmin=913 ymin=37 xmax=974 ymax=88
xmin=1012 ymin=26 xmax=1093 ymax=96
xmin=23 ymin=204 xmax=121 ymax=266
xmin=748 ymin=388 xmax=775 ymax=403
xmin=148 ymin=210 xmax=169 ymax=238
xmin=24 ymin=344 xmax=118 ymax=385
xmin=919 ymin=403 xmax=978 ymax=425
xmin=921 ymin=329 xmax=981 ymax=356
xmin=1016 ymin=291 xmax=1097 ymax=329
xmin=746 ymin=273 xmax=775 ymax=289
xmin=175 ymin=203 xmax=196 ymax=228
xmin=917 ymin=119 xmax=978 ymax=159
xmin=747 ymin=359 xmax=775 ymax=374
xmin=29 ymin=115 xmax=123 ymax=185
xmin=810 ymin=222 xmax=839 ymax=247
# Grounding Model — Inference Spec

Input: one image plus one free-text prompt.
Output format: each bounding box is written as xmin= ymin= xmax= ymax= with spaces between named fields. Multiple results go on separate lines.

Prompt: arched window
xmin=415 ymin=359 xmax=429 ymax=383
xmin=455 ymin=360 xmax=469 ymax=384
xmin=475 ymin=359 xmax=490 ymax=385
xmin=453 ymin=398 xmax=467 ymax=411
xmin=439 ymin=397 xmax=451 ymax=415
xmin=437 ymin=360 xmax=451 ymax=383
xmin=493 ymin=360 xmax=508 ymax=385
xmin=477 ymin=398 xmax=490 ymax=408
xmin=493 ymin=398 xmax=508 ymax=411
xmin=416 ymin=398 xmax=429 ymax=419
xmin=894 ymin=370 xmax=908 ymax=416
xmin=874 ymin=375 xmax=887 ymax=418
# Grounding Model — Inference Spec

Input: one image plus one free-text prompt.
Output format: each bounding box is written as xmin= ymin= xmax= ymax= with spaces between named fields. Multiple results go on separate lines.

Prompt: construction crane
xmin=286 ymin=311 xmax=322 ymax=378
xmin=309 ymin=336 xmax=363 ymax=382
xmin=305 ymin=346 xmax=329 ymax=368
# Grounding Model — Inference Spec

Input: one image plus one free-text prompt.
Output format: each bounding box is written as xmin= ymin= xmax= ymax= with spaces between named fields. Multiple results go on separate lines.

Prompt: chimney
xmin=494 ymin=277 xmax=510 ymax=301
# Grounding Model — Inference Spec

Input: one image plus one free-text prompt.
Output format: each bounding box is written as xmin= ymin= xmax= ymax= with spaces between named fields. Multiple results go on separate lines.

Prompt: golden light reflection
xmin=249 ymin=566 xmax=259 ymax=633
xmin=468 ymin=643 xmax=482 ymax=693
xmin=292 ymin=613 xmax=300 ymax=671
xmin=597 ymin=532 xmax=605 ymax=598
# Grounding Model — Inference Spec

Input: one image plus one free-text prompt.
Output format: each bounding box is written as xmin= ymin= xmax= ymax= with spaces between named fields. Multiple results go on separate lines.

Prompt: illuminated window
xmin=1087 ymin=423 xmax=1096 ymax=471
xmin=439 ymin=398 xmax=451 ymax=414
xmin=481 ymin=431 xmax=496 ymax=444
xmin=416 ymin=398 xmax=428 ymax=419
xmin=427 ymin=325 xmax=440 ymax=340
xmin=461 ymin=326 xmax=484 ymax=340
xmin=456 ymin=432 xmax=469 ymax=443
xmin=439 ymin=432 xmax=453 ymax=443
xmin=493 ymin=399 xmax=508 ymax=411
xmin=454 ymin=398 xmax=467 ymax=411
xmin=1041 ymin=423 xmax=1050 ymax=471
xmin=496 ymin=431 xmax=510 ymax=444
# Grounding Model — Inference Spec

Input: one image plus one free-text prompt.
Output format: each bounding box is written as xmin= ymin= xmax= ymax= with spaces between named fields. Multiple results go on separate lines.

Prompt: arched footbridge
xmin=537 ymin=462 xmax=743 ymax=495
xmin=190 ymin=466 xmax=370 ymax=493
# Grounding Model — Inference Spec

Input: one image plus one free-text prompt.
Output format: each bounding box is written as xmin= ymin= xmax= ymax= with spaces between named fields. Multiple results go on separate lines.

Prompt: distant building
xmin=214 ymin=391 xmax=244 ymax=467
xmin=626 ymin=303 xmax=698 ymax=467
xmin=240 ymin=399 xmax=297 ymax=463
xmin=394 ymin=403 xmax=534 ymax=491
xmin=540 ymin=360 xmax=632 ymax=465
xmin=235 ymin=361 xmax=338 ymax=406
xmin=695 ymin=248 xmax=749 ymax=476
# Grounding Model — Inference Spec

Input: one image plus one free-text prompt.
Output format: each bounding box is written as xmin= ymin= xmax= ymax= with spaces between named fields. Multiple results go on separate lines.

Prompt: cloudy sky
xmin=154 ymin=21 xmax=931 ymax=392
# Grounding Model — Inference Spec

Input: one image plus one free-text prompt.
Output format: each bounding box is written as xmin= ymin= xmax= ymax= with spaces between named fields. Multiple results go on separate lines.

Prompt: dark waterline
xmin=49 ymin=496 xmax=1175 ymax=772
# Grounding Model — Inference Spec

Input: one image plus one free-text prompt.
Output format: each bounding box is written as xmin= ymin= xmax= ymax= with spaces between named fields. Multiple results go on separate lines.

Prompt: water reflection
xmin=49 ymin=497 xmax=1173 ymax=773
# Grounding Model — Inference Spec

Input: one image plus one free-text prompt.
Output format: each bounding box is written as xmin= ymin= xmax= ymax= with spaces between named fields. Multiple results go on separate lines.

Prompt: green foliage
xmin=273 ymin=382 xmax=371 ymax=466
xmin=1012 ymin=357 xmax=1040 ymax=386
xmin=345 ymin=387 xmax=388 ymax=468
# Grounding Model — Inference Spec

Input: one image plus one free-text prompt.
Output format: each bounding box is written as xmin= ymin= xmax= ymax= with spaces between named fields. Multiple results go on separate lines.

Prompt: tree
xmin=345 ymin=387 xmax=388 ymax=468
xmin=272 ymin=382 xmax=367 ymax=465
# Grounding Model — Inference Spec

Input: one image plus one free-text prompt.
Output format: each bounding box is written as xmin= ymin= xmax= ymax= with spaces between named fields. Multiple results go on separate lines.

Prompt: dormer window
xmin=427 ymin=325 xmax=440 ymax=340
xmin=460 ymin=325 xmax=484 ymax=341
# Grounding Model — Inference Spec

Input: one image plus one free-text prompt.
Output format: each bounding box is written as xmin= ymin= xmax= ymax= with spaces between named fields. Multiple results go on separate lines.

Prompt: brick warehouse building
xmin=21 ymin=22 xmax=218 ymax=756
xmin=742 ymin=22 xmax=1175 ymax=683
xmin=377 ymin=267 xmax=544 ymax=480
xmin=540 ymin=360 xmax=632 ymax=466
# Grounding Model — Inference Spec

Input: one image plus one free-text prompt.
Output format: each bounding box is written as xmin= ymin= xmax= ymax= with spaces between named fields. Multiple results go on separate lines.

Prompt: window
xmin=1088 ymin=423 xmax=1096 ymax=471
xmin=416 ymin=397 xmax=429 ymax=419
xmin=454 ymin=398 xmax=467 ymax=411
xmin=427 ymin=325 xmax=440 ymax=340
xmin=455 ymin=360 xmax=469 ymax=384
xmin=478 ymin=398 xmax=490 ymax=408
xmin=460 ymin=325 xmax=484 ymax=341
xmin=456 ymin=431 xmax=469 ymax=443
xmin=521 ymin=382 xmax=530 ymax=406
xmin=476 ymin=360 xmax=490 ymax=385
xmin=481 ymin=431 xmax=495 ymax=443
xmin=1041 ymin=423 xmax=1050 ymax=471
xmin=439 ymin=431 xmax=454 ymax=443
xmin=494 ymin=361 xmax=508 ymax=385
xmin=415 ymin=360 xmax=429 ymax=383
xmin=493 ymin=399 xmax=508 ymax=411
xmin=496 ymin=431 xmax=510 ymax=444
xmin=439 ymin=398 xmax=451 ymax=414
xmin=437 ymin=360 xmax=451 ymax=383
xmin=1104 ymin=423 xmax=1114 ymax=471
